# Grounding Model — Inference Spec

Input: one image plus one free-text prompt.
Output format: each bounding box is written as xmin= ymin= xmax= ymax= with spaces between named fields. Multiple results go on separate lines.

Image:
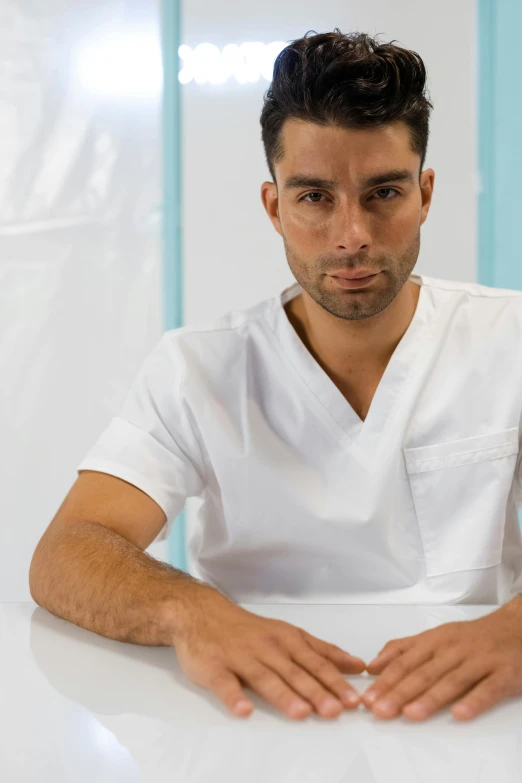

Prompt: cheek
xmin=288 ymin=208 xmax=331 ymax=239
xmin=375 ymin=208 xmax=418 ymax=244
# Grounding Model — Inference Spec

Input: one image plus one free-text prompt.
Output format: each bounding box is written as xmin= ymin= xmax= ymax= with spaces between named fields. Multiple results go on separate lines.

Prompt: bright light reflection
xmin=76 ymin=31 xmax=163 ymax=97
xmin=75 ymin=34 xmax=287 ymax=95
xmin=178 ymin=41 xmax=287 ymax=85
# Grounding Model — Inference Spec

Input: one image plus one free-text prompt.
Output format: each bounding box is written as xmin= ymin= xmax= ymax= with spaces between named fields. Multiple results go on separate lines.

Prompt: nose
xmin=332 ymin=202 xmax=372 ymax=253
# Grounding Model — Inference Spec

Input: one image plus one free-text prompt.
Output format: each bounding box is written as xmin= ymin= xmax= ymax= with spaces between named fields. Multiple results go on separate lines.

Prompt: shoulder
xmin=418 ymin=273 xmax=522 ymax=324
xmin=156 ymin=289 xmax=283 ymax=382
xmin=419 ymin=273 xmax=522 ymax=300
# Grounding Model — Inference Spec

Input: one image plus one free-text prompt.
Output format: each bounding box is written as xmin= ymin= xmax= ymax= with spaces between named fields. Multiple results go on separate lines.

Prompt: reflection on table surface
xmin=1 ymin=602 xmax=520 ymax=783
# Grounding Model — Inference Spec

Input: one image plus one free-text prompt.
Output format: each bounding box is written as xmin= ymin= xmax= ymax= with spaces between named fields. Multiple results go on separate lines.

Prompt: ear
xmin=419 ymin=167 xmax=435 ymax=225
xmin=261 ymin=180 xmax=283 ymax=237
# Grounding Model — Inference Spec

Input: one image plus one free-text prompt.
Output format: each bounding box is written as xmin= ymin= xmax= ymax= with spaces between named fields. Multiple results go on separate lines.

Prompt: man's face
xmin=261 ymin=119 xmax=434 ymax=322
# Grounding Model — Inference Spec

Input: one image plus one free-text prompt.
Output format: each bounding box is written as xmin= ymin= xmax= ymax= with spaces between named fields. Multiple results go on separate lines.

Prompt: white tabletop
xmin=3 ymin=601 xmax=522 ymax=782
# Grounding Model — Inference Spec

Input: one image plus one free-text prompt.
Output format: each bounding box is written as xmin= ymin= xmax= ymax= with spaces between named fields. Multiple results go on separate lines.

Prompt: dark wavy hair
xmin=260 ymin=29 xmax=433 ymax=183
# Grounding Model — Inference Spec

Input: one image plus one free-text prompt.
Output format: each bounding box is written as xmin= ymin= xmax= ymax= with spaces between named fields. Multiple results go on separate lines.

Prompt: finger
xmin=302 ymin=630 xmax=366 ymax=674
xmin=362 ymin=644 xmax=433 ymax=707
xmin=400 ymin=661 xmax=494 ymax=721
xmin=236 ymin=658 xmax=314 ymax=721
xmin=365 ymin=648 xmax=402 ymax=675
xmin=282 ymin=640 xmax=363 ymax=713
xmin=257 ymin=647 xmax=348 ymax=718
xmin=209 ymin=668 xmax=257 ymax=718
xmin=451 ymin=671 xmax=513 ymax=721
xmin=366 ymin=637 xmax=416 ymax=674
xmin=369 ymin=650 xmax=464 ymax=718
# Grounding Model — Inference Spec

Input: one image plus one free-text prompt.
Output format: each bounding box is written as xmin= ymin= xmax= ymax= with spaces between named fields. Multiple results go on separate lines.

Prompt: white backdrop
xmin=0 ymin=0 xmax=164 ymax=601
xmin=1 ymin=0 xmax=477 ymax=600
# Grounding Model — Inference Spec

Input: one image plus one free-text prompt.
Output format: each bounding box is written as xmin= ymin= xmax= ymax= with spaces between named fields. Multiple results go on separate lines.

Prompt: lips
xmin=330 ymin=269 xmax=379 ymax=280
xmin=329 ymin=271 xmax=382 ymax=290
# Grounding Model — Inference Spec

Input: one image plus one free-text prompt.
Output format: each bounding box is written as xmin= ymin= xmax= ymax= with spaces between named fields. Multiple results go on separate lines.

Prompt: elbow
xmin=28 ymin=537 xmax=47 ymax=606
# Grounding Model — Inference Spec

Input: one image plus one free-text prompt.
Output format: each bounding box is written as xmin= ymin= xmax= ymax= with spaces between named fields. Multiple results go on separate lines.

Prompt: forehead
xmin=277 ymin=119 xmax=416 ymax=178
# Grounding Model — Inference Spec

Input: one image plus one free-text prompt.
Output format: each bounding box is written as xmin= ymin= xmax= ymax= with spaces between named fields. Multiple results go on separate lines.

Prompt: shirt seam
xmin=179 ymin=349 xmax=212 ymax=487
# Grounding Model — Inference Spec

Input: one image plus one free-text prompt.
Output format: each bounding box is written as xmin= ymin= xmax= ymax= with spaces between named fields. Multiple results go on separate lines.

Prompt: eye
xmin=300 ymin=188 xmax=400 ymax=205
xmin=300 ymin=192 xmax=326 ymax=204
xmin=373 ymin=188 xmax=400 ymax=200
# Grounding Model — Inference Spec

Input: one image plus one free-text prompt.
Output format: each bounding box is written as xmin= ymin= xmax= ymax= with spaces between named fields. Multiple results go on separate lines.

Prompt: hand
xmin=361 ymin=597 xmax=522 ymax=721
xmin=174 ymin=589 xmax=366 ymax=721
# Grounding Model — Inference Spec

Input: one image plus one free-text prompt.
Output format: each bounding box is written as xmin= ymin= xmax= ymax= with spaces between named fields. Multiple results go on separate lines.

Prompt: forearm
xmin=29 ymin=521 xmax=232 ymax=647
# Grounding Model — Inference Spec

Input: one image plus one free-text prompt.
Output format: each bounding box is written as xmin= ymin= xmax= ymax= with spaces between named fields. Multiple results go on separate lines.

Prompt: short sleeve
xmin=76 ymin=332 xmax=206 ymax=541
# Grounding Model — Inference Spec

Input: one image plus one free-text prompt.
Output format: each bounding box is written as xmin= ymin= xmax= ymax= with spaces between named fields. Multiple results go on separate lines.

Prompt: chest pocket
xmin=404 ymin=428 xmax=519 ymax=577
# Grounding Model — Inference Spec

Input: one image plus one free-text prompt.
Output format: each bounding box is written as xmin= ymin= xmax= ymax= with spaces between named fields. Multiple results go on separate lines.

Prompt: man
xmin=29 ymin=30 xmax=522 ymax=724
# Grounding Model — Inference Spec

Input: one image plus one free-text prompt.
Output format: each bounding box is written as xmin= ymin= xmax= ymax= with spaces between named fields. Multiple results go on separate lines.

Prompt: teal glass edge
xmin=477 ymin=0 xmax=495 ymax=288
xmin=485 ymin=0 xmax=522 ymax=290
xmin=161 ymin=0 xmax=187 ymax=571
xmin=478 ymin=0 xmax=522 ymax=534
xmin=479 ymin=0 xmax=522 ymax=290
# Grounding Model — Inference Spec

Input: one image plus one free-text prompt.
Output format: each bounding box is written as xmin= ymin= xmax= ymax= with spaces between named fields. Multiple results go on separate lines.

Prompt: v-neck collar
xmin=265 ymin=273 xmax=433 ymax=446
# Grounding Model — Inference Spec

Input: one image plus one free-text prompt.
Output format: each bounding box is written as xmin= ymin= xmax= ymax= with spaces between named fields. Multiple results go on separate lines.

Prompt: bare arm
xmin=30 ymin=472 xmax=367 ymax=721
xmin=28 ymin=471 xmax=232 ymax=647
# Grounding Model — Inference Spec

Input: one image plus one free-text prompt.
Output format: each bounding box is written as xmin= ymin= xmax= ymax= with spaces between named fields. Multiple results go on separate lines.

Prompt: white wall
xmin=0 ymin=0 xmax=165 ymax=601
xmin=180 ymin=0 xmax=478 ymax=573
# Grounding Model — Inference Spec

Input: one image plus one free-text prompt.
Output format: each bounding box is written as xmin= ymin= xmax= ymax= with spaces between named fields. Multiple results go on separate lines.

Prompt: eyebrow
xmin=283 ymin=169 xmax=415 ymax=191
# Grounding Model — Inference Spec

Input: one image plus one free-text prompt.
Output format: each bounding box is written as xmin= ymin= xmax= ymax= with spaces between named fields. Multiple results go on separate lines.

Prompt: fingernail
xmin=404 ymin=702 xmax=428 ymax=718
xmin=364 ymin=690 xmax=378 ymax=704
xmin=344 ymin=691 xmax=360 ymax=706
xmin=321 ymin=697 xmax=343 ymax=716
xmin=374 ymin=698 xmax=397 ymax=714
xmin=289 ymin=699 xmax=311 ymax=718
xmin=234 ymin=700 xmax=253 ymax=715
xmin=453 ymin=703 xmax=473 ymax=718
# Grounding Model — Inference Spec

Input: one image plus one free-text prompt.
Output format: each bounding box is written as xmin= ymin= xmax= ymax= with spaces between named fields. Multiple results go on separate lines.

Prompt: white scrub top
xmin=76 ymin=273 xmax=522 ymax=605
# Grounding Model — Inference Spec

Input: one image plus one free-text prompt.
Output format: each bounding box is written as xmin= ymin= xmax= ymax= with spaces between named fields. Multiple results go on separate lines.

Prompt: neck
xmin=285 ymin=279 xmax=421 ymax=376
